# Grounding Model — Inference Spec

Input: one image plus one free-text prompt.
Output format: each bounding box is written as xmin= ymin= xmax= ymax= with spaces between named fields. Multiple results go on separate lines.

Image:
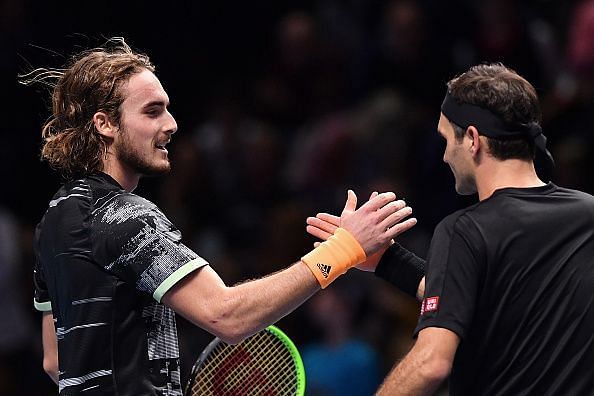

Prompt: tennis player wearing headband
xmin=28 ymin=38 xmax=417 ymax=395
xmin=308 ymin=63 xmax=594 ymax=395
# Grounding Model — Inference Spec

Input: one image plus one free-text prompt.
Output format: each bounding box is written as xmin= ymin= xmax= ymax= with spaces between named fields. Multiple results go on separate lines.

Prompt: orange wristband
xmin=301 ymin=228 xmax=367 ymax=288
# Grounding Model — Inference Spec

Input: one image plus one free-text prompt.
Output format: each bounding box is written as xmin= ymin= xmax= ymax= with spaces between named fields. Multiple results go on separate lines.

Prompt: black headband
xmin=441 ymin=91 xmax=542 ymax=139
xmin=441 ymin=91 xmax=555 ymax=175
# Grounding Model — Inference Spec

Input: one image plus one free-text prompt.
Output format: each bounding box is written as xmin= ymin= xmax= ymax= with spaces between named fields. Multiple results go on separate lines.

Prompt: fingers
xmin=317 ymin=213 xmax=340 ymax=227
xmin=305 ymin=212 xmax=340 ymax=244
xmin=306 ymin=225 xmax=333 ymax=241
xmin=365 ymin=198 xmax=405 ymax=225
xmin=308 ymin=191 xmax=413 ymax=254
xmin=306 ymin=216 xmax=338 ymax=237
xmin=307 ymin=216 xmax=339 ymax=234
xmin=341 ymin=190 xmax=358 ymax=215
xmin=359 ymin=191 xmax=397 ymax=212
xmin=378 ymin=201 xmax=410 ymax=227
xmin=385 ymin=217 xmax=418 ymax=240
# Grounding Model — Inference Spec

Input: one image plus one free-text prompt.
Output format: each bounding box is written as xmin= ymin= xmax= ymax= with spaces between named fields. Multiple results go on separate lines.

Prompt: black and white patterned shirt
xmin=34 ymin=172 xmax=208 ymax=395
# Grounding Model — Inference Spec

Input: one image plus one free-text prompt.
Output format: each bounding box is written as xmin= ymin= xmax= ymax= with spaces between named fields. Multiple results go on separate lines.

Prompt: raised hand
xmin=306 ymin=212 xmax=340 ymax=242
xmin=309 ymin=190 xmax=417 ymax=257
xmin=307 ymin=191 xmax=416 ymax=271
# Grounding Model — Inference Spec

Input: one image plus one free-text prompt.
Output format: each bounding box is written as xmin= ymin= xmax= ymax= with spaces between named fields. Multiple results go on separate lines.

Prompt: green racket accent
xmin=267 ymin=325 xmax=306 ymax=394
xmin=185 ymin=325 xmax=306 ymax=396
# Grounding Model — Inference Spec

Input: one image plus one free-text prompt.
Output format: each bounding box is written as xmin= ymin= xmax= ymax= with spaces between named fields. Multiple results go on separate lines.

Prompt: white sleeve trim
xmin=153 ymin=257 xmax=209 ymax=303
xmin=34 ymin=299 xmax=52 ymax=312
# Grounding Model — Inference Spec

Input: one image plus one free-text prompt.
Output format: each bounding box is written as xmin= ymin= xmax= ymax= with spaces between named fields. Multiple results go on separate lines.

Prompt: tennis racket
xmin=184 ymin=325 xmax=306 ymax=396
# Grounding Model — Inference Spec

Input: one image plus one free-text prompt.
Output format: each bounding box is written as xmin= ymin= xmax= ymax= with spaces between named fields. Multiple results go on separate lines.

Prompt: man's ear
xmin=92 ymin=112 xmax=117 ymax=139
xmin=466 ymin=126 xmax=481 ymax=158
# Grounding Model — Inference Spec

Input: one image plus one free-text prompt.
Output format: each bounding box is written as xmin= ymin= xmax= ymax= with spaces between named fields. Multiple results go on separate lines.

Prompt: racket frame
xmin=184 ymin=325 xmax=306 ymax=395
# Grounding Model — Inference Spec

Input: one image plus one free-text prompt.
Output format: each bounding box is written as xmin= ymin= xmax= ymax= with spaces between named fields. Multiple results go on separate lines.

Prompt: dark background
xmin=2 ymin=0 xmax=594 ymax=394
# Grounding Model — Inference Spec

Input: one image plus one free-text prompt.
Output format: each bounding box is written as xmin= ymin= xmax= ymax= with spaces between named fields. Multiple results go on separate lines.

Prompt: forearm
xmin=41 ymin=312 xmax=59 ymax=384
xmin=219 ymin=226 xmax=370 ymax=341
xmin=377 ymin=327 xmax=457 ymax=395
xmin=375 ymin=243 xmax=426 ymax=301
xmin=165 ymin=263 xmax=319 ymax=344
xmin=417 ymin=277 xmax=425 ymax=301
xmin=216 ymin=262 xmax=319 ymax=342
xmin=166 ymin=226 xmax=370 ymax=343
xmin=377 ymin=352 xmax=444 ymax=396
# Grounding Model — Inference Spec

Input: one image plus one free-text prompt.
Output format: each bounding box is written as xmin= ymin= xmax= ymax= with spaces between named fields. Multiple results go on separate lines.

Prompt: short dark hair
xmin=447 ymin=63 xmax=539 ymax=161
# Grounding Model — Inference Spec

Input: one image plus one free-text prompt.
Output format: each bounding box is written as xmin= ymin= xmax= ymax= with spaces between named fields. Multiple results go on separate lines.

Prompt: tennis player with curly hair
xmin=27 ymin=38 xmax=417 ymax=395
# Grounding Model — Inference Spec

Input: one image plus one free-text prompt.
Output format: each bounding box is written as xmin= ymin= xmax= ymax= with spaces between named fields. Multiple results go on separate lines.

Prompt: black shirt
xmin=34 ymin=173 xmax=208 ymax=395
xmin=414 ymin=183 xmax=594 ymax=395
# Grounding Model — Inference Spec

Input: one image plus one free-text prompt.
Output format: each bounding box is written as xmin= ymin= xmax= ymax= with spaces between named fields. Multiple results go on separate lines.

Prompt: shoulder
xmin=431 ymin=205 xmax=488 ymax=256
xmin=48 ymin=178 xmax=93 ymax=208
xmin=435 ymin=205 xmax=481 ymax=236
xmin=35 ymin=178 xmax=95 ymax=259
xmin=89 ymin=191 xmax=184 ymax=253
xmin=38 ymin=178 xmax=94 ymax=230
xmin=553 ymin=185 xmax=594 ymax=202
xmin=92 ymin=191 xmax=171 ymax=231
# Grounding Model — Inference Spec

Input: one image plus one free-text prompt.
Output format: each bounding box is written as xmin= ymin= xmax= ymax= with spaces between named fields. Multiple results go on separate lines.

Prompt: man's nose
xmin=165 ymin=110 xmax=177 ymax=134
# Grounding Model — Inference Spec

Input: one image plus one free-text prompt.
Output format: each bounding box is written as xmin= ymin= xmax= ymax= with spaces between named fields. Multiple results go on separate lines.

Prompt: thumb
xmin=342 ymin=189 xmax=357 ymax=215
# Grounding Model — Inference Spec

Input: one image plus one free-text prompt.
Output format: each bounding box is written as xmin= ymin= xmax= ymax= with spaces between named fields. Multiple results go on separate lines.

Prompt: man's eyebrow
xmin=142 ymin=100 xmax=169 ymax=109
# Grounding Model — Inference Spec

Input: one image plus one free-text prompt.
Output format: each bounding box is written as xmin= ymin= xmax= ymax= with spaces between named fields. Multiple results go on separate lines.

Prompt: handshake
xmin=301 ymin=190 xmax=417 ymax=288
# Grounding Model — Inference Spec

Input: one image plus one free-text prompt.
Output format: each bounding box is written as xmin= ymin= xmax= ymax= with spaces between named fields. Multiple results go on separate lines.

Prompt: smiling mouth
xmin=155 ymin=141 xmax=170 ymax=152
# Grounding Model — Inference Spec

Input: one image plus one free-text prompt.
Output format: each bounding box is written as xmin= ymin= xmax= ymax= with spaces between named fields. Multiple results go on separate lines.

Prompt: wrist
xmin=301 ymin=228 xmax=366 ymax=288
xmin=375 ymin=243 xmax=425 ymax=298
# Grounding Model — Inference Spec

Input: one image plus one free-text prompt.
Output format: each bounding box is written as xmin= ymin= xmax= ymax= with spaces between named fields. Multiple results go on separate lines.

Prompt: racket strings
xmin=230 ymin=340 xmax=294 ymax=395
xmin=189 ymin=330 xmax=299 ymax=395
xmin=193 ymin=337 xmax=293 ymax=395
xmin=251 ymin=342 xmax=296 ymax=393
xmin=216 ymin=335 xmax=294 ymax=395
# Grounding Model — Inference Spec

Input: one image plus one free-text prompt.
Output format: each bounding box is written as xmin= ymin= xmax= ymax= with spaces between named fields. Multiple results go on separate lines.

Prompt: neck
xmin=101 ymin=159 xmax=140 ymax=192
xmin=475 ymin=158 xmax=545 ymax=201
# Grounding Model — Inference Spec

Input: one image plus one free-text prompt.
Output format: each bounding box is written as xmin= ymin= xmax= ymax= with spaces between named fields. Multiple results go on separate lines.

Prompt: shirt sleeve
xmin=33 ymin=224 xmax=52 ymax=312
xmin=91 ymin=195 xmax=208 ymax=302
xmin=414 ymin=213 xmax=485 ymax=339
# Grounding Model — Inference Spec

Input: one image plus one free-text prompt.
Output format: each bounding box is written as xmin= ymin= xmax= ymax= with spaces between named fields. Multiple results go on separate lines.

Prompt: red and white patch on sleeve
xmin=420 ymin=296 xmax=440 ymax=316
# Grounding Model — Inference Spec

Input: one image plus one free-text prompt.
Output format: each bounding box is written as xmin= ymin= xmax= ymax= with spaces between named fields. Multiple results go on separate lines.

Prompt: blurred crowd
xmin=3 ymin=0 xmax=594 ymax=394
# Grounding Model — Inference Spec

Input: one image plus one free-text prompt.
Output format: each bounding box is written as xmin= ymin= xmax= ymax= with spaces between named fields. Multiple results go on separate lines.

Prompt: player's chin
xmin=155 ymin=161 xmax=172 ymax=174
xmin=455 ymin=180 xmax=477 ymax=195
xmin=142 ymin=161 xmax=171 ymax=177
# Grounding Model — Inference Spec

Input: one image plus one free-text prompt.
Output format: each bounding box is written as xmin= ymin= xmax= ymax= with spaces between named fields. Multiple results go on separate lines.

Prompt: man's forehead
xmin=122 ymin=69 xmax=169 ymax=105
xmin=437 ymin=113 xmax=448 ymax=130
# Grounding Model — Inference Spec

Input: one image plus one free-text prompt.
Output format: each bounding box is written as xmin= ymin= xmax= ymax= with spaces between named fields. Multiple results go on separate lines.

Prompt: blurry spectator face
xmin=382 ymin=0 xmax=425 ymax=60
xmin=567 ymin=0 xmax=594 ymax=77
xmin=278 ymin=12 xmax=316 ymax=70
xmin=477 ymin=0 xmax=520 ymax=56
xmin=438 ymin=114 xmax=476 ymax=195
xmin=113 ymin=69 xmax=178 ymax=176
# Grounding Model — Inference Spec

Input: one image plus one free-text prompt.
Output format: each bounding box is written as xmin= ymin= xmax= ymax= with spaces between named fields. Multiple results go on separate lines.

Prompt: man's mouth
xmin=155 ymin=140 xmax=170 ymax=152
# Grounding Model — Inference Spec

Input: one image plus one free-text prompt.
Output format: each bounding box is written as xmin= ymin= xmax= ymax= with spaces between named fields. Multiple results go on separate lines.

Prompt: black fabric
xmin=441 ymin=92 xmax=542 ymax=140
xmin=414 ymin=183 xmax=594 ymax=395
xmin=375 ymin=243 xmax=425 ymax=298
xmin=33 ymin=172 xmax=207 ymax=395
xmin=440 ymin=91 xmax=555 ymax=176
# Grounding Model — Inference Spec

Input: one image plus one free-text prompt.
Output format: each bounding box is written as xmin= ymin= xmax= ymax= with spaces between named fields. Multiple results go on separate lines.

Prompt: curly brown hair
xmin=22 ymin=38 xmax=154 ymax=179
